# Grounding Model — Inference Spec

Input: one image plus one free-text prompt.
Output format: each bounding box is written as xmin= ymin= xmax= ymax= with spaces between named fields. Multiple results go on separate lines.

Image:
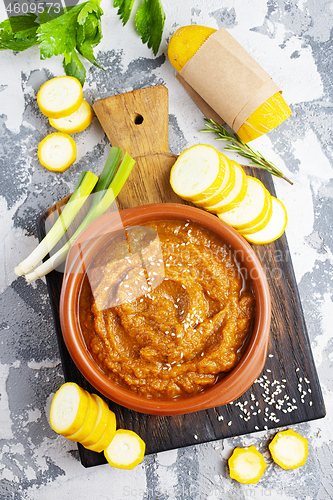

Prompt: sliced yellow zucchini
xmin=49 ymin=382 xmax=90 ymax=437
xmin=37 ymin=76 xmax=83 ymax=119
xmin=205 ymin=160 xmax=247 ymax=213
xmin=228 ymin=446 xmax=267 ymax=484
xmin=80 ymin=394 xmax=113 ymax=448
xmin=238 ymin=189 xmax=273 ymax=235
xmin=268 ymin=429 xmax=308 ymax=470
xmin=49 ymin=100 xmax=94 ymax=134
xmin=218 ymin=177 xmax=269 ymax=231
xmin=66 ymin=392 xmax=99 ymax=443
xmin=83 ymin=409 xmax=117 ymax=453
xmin=237 ymin=92 xmax=292 ymax=143
xmin=243 ymin=196 xmax=287 ymax=244
xmin=170 ymin=144 xmax=227 ymax=202
xmin=38 ymin=132 xmax=77 ymax=173
xmin=194 ymin=153 xmax=236 ymax=207
xmin=104 ymin=429 xmax=146 ymax=470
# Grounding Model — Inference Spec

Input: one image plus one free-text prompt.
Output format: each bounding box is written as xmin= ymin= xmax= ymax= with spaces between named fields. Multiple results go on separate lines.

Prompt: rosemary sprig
xmin=201 ymin=118 xmax=293 ymax=185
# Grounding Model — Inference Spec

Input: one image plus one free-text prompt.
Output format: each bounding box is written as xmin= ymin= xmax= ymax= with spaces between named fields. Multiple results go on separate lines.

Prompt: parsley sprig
xmin=0 ymin=0 xmax=166 ymax=85
xmin=113 ymin=0 xmax=165 ymax=56
xmin=201 ymin=118 xmax=293 ymax=185
xmin=0 ymin=0 xmax=103 ymax=86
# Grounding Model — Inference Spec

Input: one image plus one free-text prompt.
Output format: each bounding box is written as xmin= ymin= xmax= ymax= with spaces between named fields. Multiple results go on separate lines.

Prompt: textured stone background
xmin=1 ymin=0 xmax=333 ymax=498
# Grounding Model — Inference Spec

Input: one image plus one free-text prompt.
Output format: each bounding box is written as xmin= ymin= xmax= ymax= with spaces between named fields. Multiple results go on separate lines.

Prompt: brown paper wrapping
xmin=177 ymin=28 xmax=281 ymax=132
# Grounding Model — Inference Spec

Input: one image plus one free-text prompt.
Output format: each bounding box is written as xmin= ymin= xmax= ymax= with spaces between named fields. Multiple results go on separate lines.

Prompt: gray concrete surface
xmin=1 ymin=1 xmax=333 ymax=498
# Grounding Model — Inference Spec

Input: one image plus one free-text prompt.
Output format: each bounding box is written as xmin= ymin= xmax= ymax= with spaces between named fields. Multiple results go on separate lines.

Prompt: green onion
xmin=14 ymin=170 xmax=98 ymax=277
xmin=25 ymin=151 xmax=135 ymax=282
xmin=80 ymin=151 xmax=135 ymax=227
xmin=94 ymin=146 xmax=123 ymax=199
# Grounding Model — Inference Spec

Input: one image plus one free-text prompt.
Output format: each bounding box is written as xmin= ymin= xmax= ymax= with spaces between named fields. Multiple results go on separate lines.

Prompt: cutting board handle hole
xmin=133 ymin=113 xmax=144 ymax=125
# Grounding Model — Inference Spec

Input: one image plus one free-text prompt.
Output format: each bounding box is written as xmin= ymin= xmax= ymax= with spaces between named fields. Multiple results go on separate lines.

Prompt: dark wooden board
xmin=37 ymin=165 xmax=325 ymax=468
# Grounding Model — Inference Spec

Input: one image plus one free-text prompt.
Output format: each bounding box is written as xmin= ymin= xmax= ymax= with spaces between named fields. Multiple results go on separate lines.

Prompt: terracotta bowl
xmin=59 ymin=203 xmax=271 ymax=415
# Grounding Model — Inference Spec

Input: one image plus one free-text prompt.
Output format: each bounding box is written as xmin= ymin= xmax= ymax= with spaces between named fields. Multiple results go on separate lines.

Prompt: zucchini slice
xmin=37 ymin=76 xmax=83 ymax=119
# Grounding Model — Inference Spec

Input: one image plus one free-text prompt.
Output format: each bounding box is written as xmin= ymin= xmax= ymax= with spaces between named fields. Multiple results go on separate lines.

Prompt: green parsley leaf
xmin=77 ymin=38 xmax=103 ymax=69
xmin=37 ymin=6 xmax=81 ymax=59
xmin=37 ymin=6 xmax=67 ymax=25
xmin=77 ymin=12 xmax=101 ymax=47
xmin=77 ymin=0 xmax=103 ymax=24
xmin=113 ymin=0 xmax=135 ymax=25
xmin=63 ymin=50 xmax=86 ymax=87
xmin=135 ymin=0 xmax=165 ymax=55
xmin=113 ymin=0 xmax=165 ymax=55
xmin=35 ymin=0 xmax=103 ymax=83
xmin=7 ymin=13 xmax=38 ymax=32
xmin=0 ymin=15 xmax=38 ymax=51
xmin=76 ymin=0 xmax=103 ymax=68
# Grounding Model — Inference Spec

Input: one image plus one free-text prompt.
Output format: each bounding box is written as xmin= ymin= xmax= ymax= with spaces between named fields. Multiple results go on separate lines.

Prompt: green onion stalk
xmin=25 ymin=151 xmax=135 ymax=282
xmin=14 ymin=170 xmax=99 ymax=276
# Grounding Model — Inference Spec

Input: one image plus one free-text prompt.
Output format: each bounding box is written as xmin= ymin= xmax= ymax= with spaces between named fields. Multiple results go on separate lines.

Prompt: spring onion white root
xmin=25 ymin=152 xmax=135 ymax=282
xmin=14 ymin=171 xmax=98 ymax=277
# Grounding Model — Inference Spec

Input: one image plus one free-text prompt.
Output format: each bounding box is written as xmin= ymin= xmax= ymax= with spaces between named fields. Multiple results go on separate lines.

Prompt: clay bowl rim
xmin=59 ymin=203 xmax=271 ymax=416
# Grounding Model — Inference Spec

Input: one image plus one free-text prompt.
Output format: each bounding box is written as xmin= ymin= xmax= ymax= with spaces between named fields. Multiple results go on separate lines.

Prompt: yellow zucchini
xmin=37 ymin=76 xmax=83 ymax=119
xmin=104 ymin=429 xmax=146 ymax=470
